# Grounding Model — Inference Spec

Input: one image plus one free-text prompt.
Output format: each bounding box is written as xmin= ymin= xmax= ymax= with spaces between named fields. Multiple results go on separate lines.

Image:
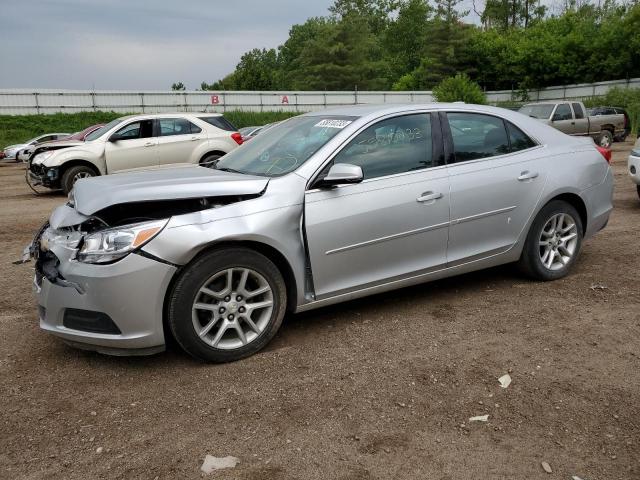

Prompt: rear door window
xmin=506 ymin=121 xmax=537 ymax=152
xmin=447 ymin=113 xmax=510 ymax=162
xmin=571 ymin=103 xmax=585 ymax=119
xmin=158 ymin=118 xmax=201 ymax=136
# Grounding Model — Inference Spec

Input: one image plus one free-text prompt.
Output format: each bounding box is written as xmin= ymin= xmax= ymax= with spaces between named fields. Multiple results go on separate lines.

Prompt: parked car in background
xmin=29 ymin=104 xmax=613 ymax=362
xmin=588 ymin=106 xmax=631 ymax=141
xmin=4 ymin=133 xmax=70 ymax=162
xmin=628 ymin=137 xmax=640 ymax=199
xmin=20 ymin=124 xmax=104 ymax=162
xmin=519 ymin=101 xmax=625 ymax=148
xmin=239 ymin=126 xmax=263 ymax=142
xmin=28 ymin=113 xmax=243 ymax=194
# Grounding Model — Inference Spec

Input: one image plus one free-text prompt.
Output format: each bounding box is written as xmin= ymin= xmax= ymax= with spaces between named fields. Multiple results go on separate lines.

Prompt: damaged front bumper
xmin=31 ymin=224 xmax=177 ymax=355
xmin=28 ymin=163 xmax=60 ymax=189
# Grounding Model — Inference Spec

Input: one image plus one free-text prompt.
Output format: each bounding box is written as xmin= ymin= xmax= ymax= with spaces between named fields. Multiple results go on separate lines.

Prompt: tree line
xmin=178 ymin=0 xmax=640 ymax=94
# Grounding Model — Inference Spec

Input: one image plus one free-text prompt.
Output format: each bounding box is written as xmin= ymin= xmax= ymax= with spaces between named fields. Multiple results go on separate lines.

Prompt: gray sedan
xmin=30 ymin=104 xmax=613 ymax=362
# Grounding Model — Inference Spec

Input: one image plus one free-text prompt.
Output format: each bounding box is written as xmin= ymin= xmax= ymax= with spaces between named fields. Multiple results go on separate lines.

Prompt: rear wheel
xmin=168 ymin=248 xmax=287 ymax=363
xmin=518 ymin=200 xmax=583 ymax=281
xmin=637 ymin=185 xmax=640 ymax=200
xmin=199 ymin=153 xmax=223 ymax=168
xmin=596 ymin=130 xmax=613 ymax=148
xmin=61 ymin=165 xmax=96 ymax=194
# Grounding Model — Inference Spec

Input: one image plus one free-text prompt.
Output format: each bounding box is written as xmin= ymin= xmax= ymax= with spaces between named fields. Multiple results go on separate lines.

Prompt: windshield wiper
xmin=216 ymin=167 xmax=243 ymax=174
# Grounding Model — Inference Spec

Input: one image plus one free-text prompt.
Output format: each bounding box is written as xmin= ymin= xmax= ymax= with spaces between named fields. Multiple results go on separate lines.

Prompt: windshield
xmin=518 ymin=104 xmax=555 ymax=119
xmin=215 ymin=115 xmax=357 ymax=177
xmin=85 ymin=118 xmax=124 ymax=141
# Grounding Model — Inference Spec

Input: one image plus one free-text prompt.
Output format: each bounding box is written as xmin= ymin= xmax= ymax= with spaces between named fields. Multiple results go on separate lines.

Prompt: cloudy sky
xmin=0 ymin=0 xmax=488 ymax=91
xmin=0 ymin=0 xmax=336 ymax=90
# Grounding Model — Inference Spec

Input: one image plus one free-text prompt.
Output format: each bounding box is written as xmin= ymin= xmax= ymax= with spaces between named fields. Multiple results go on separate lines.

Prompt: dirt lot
xmin=0 ymin=142 xmax=638 ymax=480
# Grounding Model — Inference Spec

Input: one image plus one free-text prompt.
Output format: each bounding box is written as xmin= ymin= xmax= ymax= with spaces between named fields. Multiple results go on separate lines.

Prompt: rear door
xmin=156 ymin=117 xmax=206 ymax=166
xmin=444 ymin=112 xmax=547 ymax=265
xmin=571 ymin=103 xmax=589 ymax=136
xmin=104 ymin=119 xmax=158 ymax=173
xmin=305 ymin=112 xmax=450 ymax=298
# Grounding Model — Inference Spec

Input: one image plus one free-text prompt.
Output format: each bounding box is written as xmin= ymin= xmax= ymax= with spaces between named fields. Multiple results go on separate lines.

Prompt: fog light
xmin=631 ymin=165 xmax=637 ymax=175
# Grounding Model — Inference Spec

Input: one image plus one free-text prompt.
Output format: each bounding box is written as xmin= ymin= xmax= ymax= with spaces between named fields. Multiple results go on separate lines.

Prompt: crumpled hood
xmin=37 ymin=140 xmax=84 ymax=149
xmin=72 ymin=165 xmax=269 ymax=215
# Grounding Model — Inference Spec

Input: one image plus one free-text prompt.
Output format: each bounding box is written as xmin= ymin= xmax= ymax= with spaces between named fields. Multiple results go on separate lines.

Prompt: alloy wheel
xmin=73 ymin=171 xmax=92 ymax=183
xmin=538 ymin=213 xmax=578 ymax=271
xmin=192 ymin=267 xmax=274 ymax=350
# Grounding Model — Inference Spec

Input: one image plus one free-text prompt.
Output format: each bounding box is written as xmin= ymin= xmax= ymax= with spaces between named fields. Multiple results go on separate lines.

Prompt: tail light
xmin=231 ymin=132 xmax=243 ymax=145
xmin=596 ymin=145 xmax=612 ymax=164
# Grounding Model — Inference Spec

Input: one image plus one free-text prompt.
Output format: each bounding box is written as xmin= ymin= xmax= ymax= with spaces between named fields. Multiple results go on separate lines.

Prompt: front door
xmin=104 ymin=119 xmax=158 ymax=173
xmin=444 ymin=112 xmax=547 ymax=265
xmin=305 ymin=112 xmax=450 ymax=298
xmin=156 ymin=117 xmax=206 ymax=166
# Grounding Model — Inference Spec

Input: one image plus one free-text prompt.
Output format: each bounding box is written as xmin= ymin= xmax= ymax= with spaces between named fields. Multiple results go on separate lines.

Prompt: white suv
xmin=28 ymin=113 xmax=243 ymax=193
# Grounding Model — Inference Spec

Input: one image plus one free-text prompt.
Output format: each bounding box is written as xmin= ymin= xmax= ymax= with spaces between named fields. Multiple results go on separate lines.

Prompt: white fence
xmin=1 ymin=78 xmax=639 ymax=115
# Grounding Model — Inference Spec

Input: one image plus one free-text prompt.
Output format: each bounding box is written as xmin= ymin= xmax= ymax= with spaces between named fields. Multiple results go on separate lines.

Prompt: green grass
xmin=0 ymin=111 xmax=300 ymax=148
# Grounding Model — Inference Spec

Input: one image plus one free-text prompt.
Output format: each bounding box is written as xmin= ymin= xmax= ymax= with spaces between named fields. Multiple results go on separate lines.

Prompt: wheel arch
xmin=163 ymin=239 xmax=299 ymax=321
xmin=545 ymin=192 xmax=588 ymax=234
xmin=199 ymin=150 xmax=227 ymax=165
xmin=59 ymin=160 xmax=101 ymax=178
xmin=600 ymin=124 xmax=615 ymax=134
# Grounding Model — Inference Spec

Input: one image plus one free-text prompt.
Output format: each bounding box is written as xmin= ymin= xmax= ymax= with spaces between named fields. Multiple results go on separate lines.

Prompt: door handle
xmin=416 ymin=191 xmax=443 ymax=203
xmin=144 ymin=142 xmax=154 ymax=147
xmin=518 ymin=171 xmax=538 ymax=181
xmin=190 ymin=136 xmax=199 ymax=141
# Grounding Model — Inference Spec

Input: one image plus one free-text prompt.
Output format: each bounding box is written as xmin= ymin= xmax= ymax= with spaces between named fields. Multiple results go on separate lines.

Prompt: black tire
xmin=518 ymin=200 xmax=583 ymax=281
xmin=168 ymin=247 xmax=287 ymax=363
xmin=596 ymin=130 xmax=613 ymax=148
xmin=199 ymin=153 xmax=223 ymax=168
xmin=61 ymin=165 xmax=95 ymax=194
xmin=637 ymin=185 xmax=640 ymax=200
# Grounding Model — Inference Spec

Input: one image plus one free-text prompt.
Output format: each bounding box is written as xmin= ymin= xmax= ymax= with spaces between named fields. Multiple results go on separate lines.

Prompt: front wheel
xmin=637 ymin=185 xmax=640 ymax=200
xmin=518 ymin=200 xmax=583 ymax=281
xmin=61 ymin=165 xmax=95 ymax=194
xmin=168 ymin=248 xmax=287 ymax=362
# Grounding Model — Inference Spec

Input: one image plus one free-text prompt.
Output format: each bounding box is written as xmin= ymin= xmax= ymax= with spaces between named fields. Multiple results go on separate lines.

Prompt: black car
xmin=589 ymin=106 xmax=631 ymax=141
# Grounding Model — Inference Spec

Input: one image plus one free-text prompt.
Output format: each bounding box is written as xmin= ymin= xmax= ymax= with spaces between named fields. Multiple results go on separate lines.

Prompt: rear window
xmin=200 ymin=116 xmax=238 ymax=132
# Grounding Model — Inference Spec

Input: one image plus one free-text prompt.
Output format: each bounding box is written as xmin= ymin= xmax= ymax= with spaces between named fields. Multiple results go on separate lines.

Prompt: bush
xmin=433 ymin=73 xmax=487 ymax=105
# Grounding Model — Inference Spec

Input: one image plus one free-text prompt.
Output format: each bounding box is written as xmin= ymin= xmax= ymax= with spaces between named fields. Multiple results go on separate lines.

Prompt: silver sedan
xmin=30 ymin=104 xmax=613 ymax=362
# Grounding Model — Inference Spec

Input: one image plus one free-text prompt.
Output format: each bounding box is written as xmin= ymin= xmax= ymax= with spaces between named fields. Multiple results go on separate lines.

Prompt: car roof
xmin=114 ymin=112 xmax=223 ymax=121
xmin=301 ymin=102 xmax=539 ymax=122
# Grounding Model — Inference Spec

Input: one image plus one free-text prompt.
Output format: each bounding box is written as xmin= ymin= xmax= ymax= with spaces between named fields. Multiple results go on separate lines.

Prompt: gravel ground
xmin=0 ymin=142 xmax=638 ymax=480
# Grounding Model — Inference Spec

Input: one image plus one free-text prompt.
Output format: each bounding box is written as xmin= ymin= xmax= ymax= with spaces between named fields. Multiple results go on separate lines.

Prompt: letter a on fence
xmin=281 ymin=95 xmax=289 ymax=104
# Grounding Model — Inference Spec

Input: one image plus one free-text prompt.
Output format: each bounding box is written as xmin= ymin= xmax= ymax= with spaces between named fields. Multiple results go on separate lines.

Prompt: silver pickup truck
xmin=519 ymin=101 xmax=625 ymax=148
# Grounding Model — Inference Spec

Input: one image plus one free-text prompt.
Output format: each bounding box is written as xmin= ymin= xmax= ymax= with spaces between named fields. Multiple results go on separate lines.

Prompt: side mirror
xmin=551 ymin=114 xmax=561 ymax=122
xmin=318 ymin=164 xmax=364 ymax=188
xmin=108 ymin=133 xmax=122 ymax=142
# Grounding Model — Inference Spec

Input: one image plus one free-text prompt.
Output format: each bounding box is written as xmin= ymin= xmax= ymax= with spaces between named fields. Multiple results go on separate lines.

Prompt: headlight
xmin=32 ymin=151 xmax=54 ymax=165
xmin=77 ymin=219 xmax=168 ymax=264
